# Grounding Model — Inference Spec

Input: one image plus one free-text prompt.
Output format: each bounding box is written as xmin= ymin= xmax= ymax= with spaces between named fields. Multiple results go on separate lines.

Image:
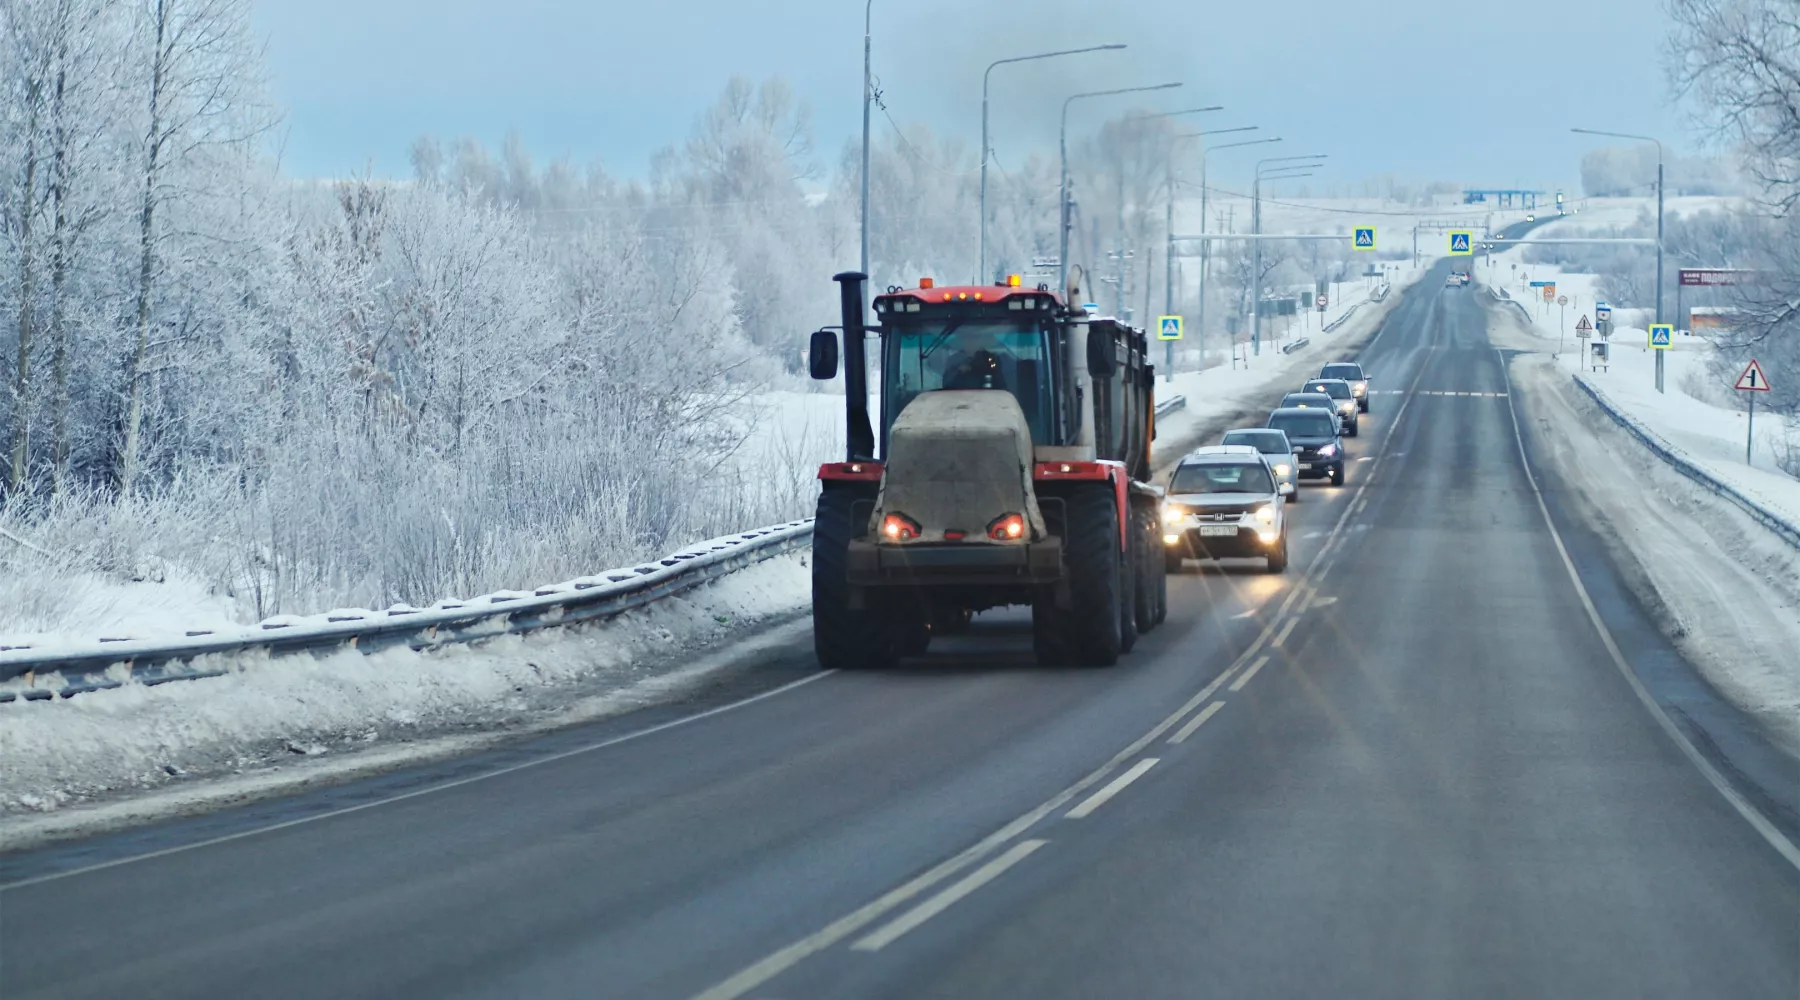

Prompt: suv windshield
xmin=1171 ymin=462 xmax=1275 ymax=495
xmin=1221 ymin=430 xmax=1288 ymax=455
xmin=1270 ymin=411 xmax=1336 ymax=438
xmin=1321 ymin=364 xmax=1363 ymax=381
xmin=1304 ymin=381 xmax=1352 ymax=400
xmin=883 ymin=320 xmax=1055 ymax=442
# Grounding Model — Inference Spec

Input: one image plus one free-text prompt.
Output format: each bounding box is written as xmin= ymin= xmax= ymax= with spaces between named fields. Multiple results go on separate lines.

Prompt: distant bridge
xmin=1463 ymin=188 xmax=1546 ymax=209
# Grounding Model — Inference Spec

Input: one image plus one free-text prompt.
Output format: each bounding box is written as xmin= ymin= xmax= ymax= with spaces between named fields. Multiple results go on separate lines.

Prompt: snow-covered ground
xmin=0 ymin=552 xmax=809 ymax=847
xmin=1483 ymin=262 xmax=1800 ymax=755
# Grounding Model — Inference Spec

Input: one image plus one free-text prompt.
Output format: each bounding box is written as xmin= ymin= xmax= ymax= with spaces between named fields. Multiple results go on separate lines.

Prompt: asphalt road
xmin=5 ymin=247 xmax=1797 ymax=999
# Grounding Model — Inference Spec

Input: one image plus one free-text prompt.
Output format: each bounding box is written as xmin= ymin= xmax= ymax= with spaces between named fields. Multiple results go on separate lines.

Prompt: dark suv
xmin=1268 ymin=406 xmax=1345 ymax=487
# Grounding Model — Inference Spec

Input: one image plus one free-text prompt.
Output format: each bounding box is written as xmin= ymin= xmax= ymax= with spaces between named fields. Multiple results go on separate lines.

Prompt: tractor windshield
xmin=882 ymin=320 xmax=1057 ymax=443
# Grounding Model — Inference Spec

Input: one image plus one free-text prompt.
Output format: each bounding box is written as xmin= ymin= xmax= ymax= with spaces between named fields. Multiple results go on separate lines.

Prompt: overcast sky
xmin=253 ymin=0 xmax=1693 ymax=191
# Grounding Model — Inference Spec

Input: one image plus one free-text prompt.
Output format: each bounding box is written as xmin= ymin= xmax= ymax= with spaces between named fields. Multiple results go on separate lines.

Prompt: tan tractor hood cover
xmin=875 ymin=390 xmax=1045 ymax=542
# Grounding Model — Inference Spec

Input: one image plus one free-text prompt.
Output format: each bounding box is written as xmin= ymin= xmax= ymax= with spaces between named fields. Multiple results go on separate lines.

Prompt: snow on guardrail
xmin=1572 ymin=374 xmax=1800 ymax=552
xmin=1 ymin=519 xmax=814 ymax=702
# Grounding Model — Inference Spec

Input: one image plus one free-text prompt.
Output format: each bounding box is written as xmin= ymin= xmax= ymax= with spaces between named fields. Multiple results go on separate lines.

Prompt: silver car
xmin=1163 ymin=446 xmax=1289 ymax=574
xmin=1220 ymin=427 xmax=1301 ymax=502
xmin=1300 ymin=378 xmax=1360 ymax=436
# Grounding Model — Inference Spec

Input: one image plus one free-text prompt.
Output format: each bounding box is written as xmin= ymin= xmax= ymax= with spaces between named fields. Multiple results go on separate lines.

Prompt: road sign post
xmin=1736 ymin=359 xmax=1771 ymax=464
xmin=1648 ymin=323 xmax=1673 ymax=392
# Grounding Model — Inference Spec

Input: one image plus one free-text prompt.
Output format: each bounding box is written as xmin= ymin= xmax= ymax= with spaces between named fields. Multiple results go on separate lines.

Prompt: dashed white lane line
xmin=1357 ymin=456 xmax=1374 ymax=462
xmin=1271 ymin=618 xmax=1299 ymax=648
xmin=850 ymin=840 xmax=1048 ymax=952
xmin=1231 ymin=608 xmax=1258 ymax=620
xmin=1229 ymin=655 xmax=1271 ymax=692
xmin=1065 ymin=759 xmax=1160 ymax=819
xmin=1168 ymin=702 xmax=1227 ymax=744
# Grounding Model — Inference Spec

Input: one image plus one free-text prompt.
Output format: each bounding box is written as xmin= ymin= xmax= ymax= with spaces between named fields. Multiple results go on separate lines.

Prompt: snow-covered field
xmin=0 ymin=552 xmax=809 ymax=847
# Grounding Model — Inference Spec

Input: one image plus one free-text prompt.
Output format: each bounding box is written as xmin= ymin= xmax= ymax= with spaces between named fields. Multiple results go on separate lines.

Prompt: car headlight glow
xmin=1274 ymin=463 xmax=1292 ymax=476
xmin=1254 ymin=505 xmax=1276 ymax=525
xmin=1352 ymin=382 xmax=1366 ymax=395
xmin=1316 ymin=444 xmax=1338 ymax=458
xmin=1258 ymin=530 xmax=1279 ymax=544
xmin=1163 ymin=506 xmax=1186 ymax=525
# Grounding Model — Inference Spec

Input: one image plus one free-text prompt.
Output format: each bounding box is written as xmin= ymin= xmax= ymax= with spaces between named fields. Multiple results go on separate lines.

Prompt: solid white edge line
xmin=1168 ymin=702 xmax=1228 ymax=745
xmin=849 ymin=840 xmax=1048 ymax=952
xmin=1496 ymin=348 xmax=1800 ymax=872
xmin=1065 ymin=759 xmax=1161 ymax=819
xmin=2 ymin=668 xmax=840 ymax=892
xmin=1229 ymin=655 xmax=1271 ymax=693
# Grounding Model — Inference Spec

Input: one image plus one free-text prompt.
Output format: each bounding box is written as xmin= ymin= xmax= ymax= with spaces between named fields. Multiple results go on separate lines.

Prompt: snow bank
xmin=1504 ymin=333 xmax=1800 ymax=756
xmin=0 ymin=552 xmax=809 ymax=843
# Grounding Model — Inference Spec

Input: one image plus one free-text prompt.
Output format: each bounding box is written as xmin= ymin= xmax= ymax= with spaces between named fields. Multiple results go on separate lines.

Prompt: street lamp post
xmin=979 ymin=44 xmax=1126 ymax=283
xmin=1110 ymin=106 xmax=1222 ymax=328
xmin=1059 ymin=82 xmax=1183 ymax=298
xmin=860 ymin=0 xmax=873 ymax=281
xmin=1573 ymin=127 xmax=1666 ymax=392
xmin=1153 ymin=124 xmax=1254 ymax=380
xmin=1251 ymin=154 xmax=1327 ymax=356
xmin=1194 ymin=135 xmax=1280 ymax=370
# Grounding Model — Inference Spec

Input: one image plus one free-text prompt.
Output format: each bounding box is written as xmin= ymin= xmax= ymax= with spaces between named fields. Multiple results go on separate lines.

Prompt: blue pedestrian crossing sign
xmin=1448 ymin=231 xmax=1473 ymax=255
xmin=1353 ymin=227 xmax=1377 ymax=251
xmin=1648 ymin=323 xmax=1673 ymax=349
xmin=1157 ymin=315 xmax=1184 ymax=341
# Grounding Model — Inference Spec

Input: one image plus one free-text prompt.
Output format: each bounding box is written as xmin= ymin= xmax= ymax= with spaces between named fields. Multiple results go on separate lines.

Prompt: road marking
xmin=1229 ymin=656 xmax=1271 ymax=692
xmin=1271 ymin=619 xmax=1299 ymax=648
xmin=1168 ymin=702 xmax=1227 ymax=744
xmin=2 ymin=666 xmax=840 ymax=893
xmin=1065 ymin=759 xmax=1160 ymax=819
xmin=1357 ymin=456 xmax=1374 ymax=462
xmin=850 ymin=840 xmax=1047 ymax=952
xmin=1230 ymin=608 xmax=1258 ymax=619
xmin=1496 ymin=349 xmax=1800 ymax=872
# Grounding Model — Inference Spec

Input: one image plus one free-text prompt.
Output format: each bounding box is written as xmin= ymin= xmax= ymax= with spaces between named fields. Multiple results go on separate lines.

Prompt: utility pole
xmin=1573 ymin=127 xmax=1666 ymax=393
xmin=1166 ymin=126 xmax=1259 ymax=380
xmin=859 ymin=0 xmax=872 ymax=282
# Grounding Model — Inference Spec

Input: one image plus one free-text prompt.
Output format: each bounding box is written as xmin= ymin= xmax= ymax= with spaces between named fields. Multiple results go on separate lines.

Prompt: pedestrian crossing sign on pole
xmin=1448 ymin=231 xmax=1473 ymax=255
xmin=1648 ymin=323 xmax=1673 ymax=349
xmin=1157 ymin=315 xmax=1183 ymax=341
xmin=1353 ymin=227 xmax=1377 ymax=251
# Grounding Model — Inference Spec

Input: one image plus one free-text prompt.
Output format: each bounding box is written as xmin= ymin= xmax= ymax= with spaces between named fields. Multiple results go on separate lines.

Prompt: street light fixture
xmin=1251 ymin=154 xmax=1327 ymax=355
xmin=979 ymin=44 xmax=1126 ymax=282
xmin=1195 ymin=135 xmax=1281 ymax=361
xmin=1156 ymin=124 xmax=1257 ymax=380
xmin=1059 ymin=82 xmax=1183 ymax=296
xmin=1573 ymin=126 xmax=1667 ymax=392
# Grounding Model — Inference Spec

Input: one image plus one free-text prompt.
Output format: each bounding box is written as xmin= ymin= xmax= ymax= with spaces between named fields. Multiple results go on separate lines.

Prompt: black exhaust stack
xmin=834 ymin=271 xmax=877 ymax=461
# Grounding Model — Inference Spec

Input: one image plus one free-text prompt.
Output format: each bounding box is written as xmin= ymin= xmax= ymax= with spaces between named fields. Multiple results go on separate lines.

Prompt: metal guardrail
xmin=1323 ymin=304 xmax=1363 ymax=334
xmin=1572 ymin=375 xmax=1800 ymax=552
xmin=1281 ymin=338 xmax=1311 ymax=355
xmin=0 ymin=519 xmax=815 ymax=702
xmin=1154 ymin=395 xmax=1186 ymax=418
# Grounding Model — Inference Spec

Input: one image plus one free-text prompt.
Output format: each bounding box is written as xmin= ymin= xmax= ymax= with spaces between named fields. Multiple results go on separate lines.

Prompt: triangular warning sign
xmin=1575 ymin=314 xmax=1592 ymax=332
xmin=1736 ymin=358 xmax=1772 ymax=392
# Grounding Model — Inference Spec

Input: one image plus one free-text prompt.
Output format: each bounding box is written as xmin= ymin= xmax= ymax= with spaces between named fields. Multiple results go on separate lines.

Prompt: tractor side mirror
xmin=808 ymin=329 xmax=839 ymax=380
xmin=1086 ymin=326 xmax=1118 ymax=378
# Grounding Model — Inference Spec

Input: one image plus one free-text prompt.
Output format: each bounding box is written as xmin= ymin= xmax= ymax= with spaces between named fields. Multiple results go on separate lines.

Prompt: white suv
xmin=1163 ymin=446 xmax=1289 ymax=574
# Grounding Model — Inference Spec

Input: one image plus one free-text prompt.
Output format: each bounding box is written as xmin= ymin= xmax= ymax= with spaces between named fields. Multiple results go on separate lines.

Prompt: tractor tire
xmin=1152 ymin=533 xmax=1169 ymax=626
xmin=1063 ymin=485 xmax=1124 ymax=666
xmin=812 ymin=489 xmax=903 ymax=670
xmin=1119 ymin=557 xmax=1139 ymax=654
xmin=1032 ymin=588 xmax=1076 ymax=666
xmin=1132 ymin=508 xmax=1156 ymax=636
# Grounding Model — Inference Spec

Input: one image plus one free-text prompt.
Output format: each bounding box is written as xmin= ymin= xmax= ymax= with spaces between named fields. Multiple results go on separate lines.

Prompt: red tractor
xmin=807 ymin=272 xmax=1166 ymax=669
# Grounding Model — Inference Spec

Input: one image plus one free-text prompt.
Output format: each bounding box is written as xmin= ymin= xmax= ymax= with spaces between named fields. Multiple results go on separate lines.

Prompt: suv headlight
xmin=1317 ymin=443 xmax=1338 ymax=458
xmin=1274 ymin=462 xmax=1292 ymax=476
xmin=1254 ymin=505 xmax=1276 ymax=525
xmin=1163 ymin=506 xmax=1187 ymax=524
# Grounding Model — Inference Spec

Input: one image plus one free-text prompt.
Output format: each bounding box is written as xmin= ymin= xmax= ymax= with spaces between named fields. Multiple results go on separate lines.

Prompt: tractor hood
xmin=873 ymin=390 xmax=1046 ymax=543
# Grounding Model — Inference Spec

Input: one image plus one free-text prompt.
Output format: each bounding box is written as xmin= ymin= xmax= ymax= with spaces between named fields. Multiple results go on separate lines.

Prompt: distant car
xmin=1461 ymin=271 xmax=1472 ymax=286
xmin=1526 ymin=213 xmax=1536 ymax=222
xmin=1319 ymin=361 xmax=1371 ymax=411
xmin=1268 ymin=406 xmax=1345 ymax=487
xmin=1446 ymin=270 xmax=1466 ymax=288
xmin=1163 ymin=446 xmax=1289 ymax=574
xmin=1220 ymin=427 xmax=1300 ymax=501
xmin=1301 ymin=378 xmax=1360 ymax=436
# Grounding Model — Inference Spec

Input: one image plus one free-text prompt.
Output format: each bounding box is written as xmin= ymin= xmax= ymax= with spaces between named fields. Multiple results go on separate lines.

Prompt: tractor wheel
xmin=1064 ymin=485 xmax=1124 ymax=666
xmin=1132 ymin=508 xmax=1156 ymax=636
xmin=812 ymin=489 xmax=902 ymax=670
xmin=1032 ymin=587 xmax=1075 ymax=666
